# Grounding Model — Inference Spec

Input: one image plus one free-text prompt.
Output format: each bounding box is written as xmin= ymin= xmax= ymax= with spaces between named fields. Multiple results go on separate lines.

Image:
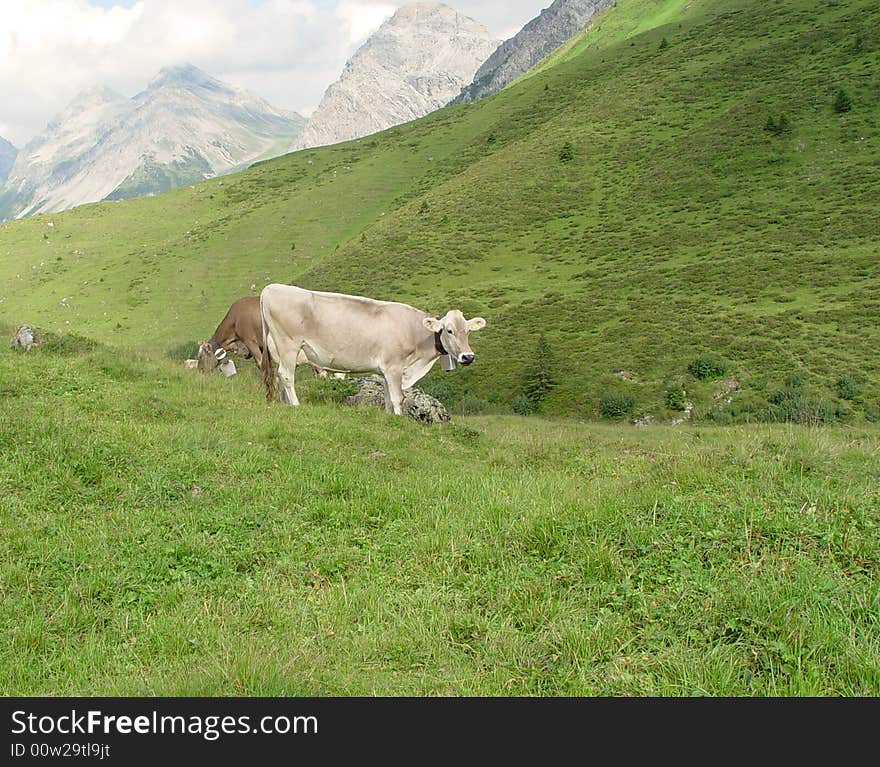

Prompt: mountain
xmin=2 ymin=65 xmax=304 ymax=219
xmin=453 ymin=0 xmax=614 ymax=104
xmin=0 ymin=0 xmax=877 ymax=422
xmin=291 ymin=2 xmax=497 ymax=151
xmin=0 ymin=136 xmax=17 ymax=185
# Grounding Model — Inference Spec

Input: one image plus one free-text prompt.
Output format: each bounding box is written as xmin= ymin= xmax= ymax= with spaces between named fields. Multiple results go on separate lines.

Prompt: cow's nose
xmin=460 ymin=353 xmax=475 ymax=365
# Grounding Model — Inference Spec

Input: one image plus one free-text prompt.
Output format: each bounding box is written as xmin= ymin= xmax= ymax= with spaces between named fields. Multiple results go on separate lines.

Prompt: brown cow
xmin=198 ymin=295 xmax=342 ymax=379
xmin=197 ymin=296 xmax=265 ymax=373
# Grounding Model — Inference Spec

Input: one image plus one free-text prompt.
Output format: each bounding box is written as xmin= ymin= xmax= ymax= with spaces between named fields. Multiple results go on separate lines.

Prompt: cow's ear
xmin=423 ymin=317 xmax=443 ymax=332
xmin=466 ymin=317 xmax=486 ymax=331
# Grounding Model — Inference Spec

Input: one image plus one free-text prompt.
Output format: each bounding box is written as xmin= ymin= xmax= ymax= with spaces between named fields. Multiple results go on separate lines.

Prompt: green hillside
xmin=0 ymin=0 xmax=877 ymax=422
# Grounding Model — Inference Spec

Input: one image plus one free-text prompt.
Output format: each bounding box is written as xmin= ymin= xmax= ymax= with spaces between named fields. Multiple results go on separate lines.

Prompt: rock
xmin=453 ymin=0 xmax=615 ymax=104
xmin=345 ymin=374 xmax=451 ymax=424
xmin=669 ymin=400 xmax=694 ymax=426
xmin=9 ymin=324 xmax=37 ymax=351
xmin=633 ymin=415 xmax=656 ymax=426
xmin=183 ymin=358 xmax=199 ymax=369
xmin=292 ymin=3 xmax=497 ymax=151
xmin=614 ymin=369 xmax=642 ymax=383
xmin=713 ymin=375 xmax=740 ymax=403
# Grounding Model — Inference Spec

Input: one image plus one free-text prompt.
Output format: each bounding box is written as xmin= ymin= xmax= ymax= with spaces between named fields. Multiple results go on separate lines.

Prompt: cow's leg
xmin=244 ymin=338 xmax=262 ymax=366
xmin=276 ymin=360 xmax=299 ymax=406
xmin=382 ymin=380 xmax=393 ymax=413
xmin=273 ymin=340 xmax=303 ymax=406
xmin=382 ymin=368 xmax=405 ymax=415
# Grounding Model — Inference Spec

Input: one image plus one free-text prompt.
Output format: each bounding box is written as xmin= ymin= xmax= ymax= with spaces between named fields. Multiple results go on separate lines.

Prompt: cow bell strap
xmin=210 ymin=340 xmax=228 ymax=362
xmin=434 ymin=331 xmax=446 ymax=355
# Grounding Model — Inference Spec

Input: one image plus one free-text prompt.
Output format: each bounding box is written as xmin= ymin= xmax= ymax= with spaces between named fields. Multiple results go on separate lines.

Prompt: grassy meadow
xmin=1 ymin=340 xmax=878 ymax=695
xmin=1 ymin=0 xmax=879 ymax=697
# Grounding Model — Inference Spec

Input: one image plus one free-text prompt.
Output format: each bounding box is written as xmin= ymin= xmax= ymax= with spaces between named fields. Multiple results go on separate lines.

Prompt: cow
xmin=259 ymin=283 xmax=486 ymax=415
xmin=198 ymin=295 xmax=340 ymax=379
xmin=197 ymin=296 xmax=265 ymax=373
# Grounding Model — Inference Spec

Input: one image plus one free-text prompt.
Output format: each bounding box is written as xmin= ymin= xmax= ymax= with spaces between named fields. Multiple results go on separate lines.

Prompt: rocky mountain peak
xmin=2 ymin=65 xmax=303 ymax=220
xmin=147 ymin=63 xmax=225 ymax=93
xmin=291 ymin=1 xmax=497 ymax=151
xmin=453 ymin=0 xmax=615 ymax=104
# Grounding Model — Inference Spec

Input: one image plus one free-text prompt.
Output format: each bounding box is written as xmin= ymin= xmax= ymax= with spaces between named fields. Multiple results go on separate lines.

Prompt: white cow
xmin=259 ymin=284 xmax=486 ymax=414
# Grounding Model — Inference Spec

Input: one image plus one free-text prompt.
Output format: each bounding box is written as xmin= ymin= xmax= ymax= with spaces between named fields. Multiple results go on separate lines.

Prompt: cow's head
xmin=196 ymin=340 xmax=219 ymax=372
xmin=423 ymin=310 xmax=486 ymax=366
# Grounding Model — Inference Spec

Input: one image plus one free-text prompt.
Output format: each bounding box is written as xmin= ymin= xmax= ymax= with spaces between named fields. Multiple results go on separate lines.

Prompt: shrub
xmin=39 ymin=331 xmax=99 ymax=355
xmin=766 ymin=375 xmax=833 ymax=424
xmin=687 ymin=355 xmax=727 ymax=380
xmin=512 ymin=394 xmax=536 ymax=415
xmin=783 ymin=372 xmax=804 ymax=390
xmin=558 ymin=142 xmax=575 ymax=162
xmin=833 ymin=88 xmax=852 ymax=113
xmin=417 ymin=375 xmax=454 ymax=404
xmin=454 ymin=394 xmax=489 ymax=415
xmin=833 ymin=401 xmax=855 ymax=424
xmin=836 ymin=376 xmax=860 ymax=400
xmin=706 ymin=408 xmax=733 ymax=425
xmin=764 ymin=113 xmax=791 ymax=136
xmin=659 ymin=37 xmax=669 ymax=50
xmin=600 ymin=392 xmax=636 ymax=418
xmin=665 ymin=382 xmax=687 ymax=410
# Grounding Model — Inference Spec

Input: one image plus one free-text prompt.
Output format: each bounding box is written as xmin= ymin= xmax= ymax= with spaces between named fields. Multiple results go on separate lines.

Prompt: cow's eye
xmin=447 ymin=327 xmax=454 ymax=334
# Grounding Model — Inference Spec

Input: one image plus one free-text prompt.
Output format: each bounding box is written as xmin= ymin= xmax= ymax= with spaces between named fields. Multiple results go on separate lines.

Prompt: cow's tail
xmin=259 ymin=292 xmax=276 ymax=402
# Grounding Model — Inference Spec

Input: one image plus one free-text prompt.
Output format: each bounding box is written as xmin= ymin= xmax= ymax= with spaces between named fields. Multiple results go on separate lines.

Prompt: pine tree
xmin=833 ymin=88 xmax=852 ymax=113
xmin=522 ymin=335 xmax=557 ymax=408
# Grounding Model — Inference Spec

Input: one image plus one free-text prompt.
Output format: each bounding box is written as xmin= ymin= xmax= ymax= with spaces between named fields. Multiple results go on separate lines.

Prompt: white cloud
xmin=0 ymin=0 xmax=549 ymax=147
xmin=335 ymin=2 xmax=396 ymax=46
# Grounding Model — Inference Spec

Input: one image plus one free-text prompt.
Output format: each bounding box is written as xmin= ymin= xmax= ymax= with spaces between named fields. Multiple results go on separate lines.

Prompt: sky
xmin=0 ymin=0 xmax=551 ymax=147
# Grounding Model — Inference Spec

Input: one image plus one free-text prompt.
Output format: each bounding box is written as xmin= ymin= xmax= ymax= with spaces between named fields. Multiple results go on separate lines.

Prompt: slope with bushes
xmin=0 ymin=0 xmax=877 ymax=422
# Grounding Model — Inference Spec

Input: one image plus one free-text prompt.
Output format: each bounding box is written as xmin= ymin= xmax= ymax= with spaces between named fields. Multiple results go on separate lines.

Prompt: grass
xmin=0 ymin=0 xmax=875 ymax=422
xmin=1 ymin=339 xmax=878 ymax=695
xmin=0 ymin=0 xmax=878 ymax=697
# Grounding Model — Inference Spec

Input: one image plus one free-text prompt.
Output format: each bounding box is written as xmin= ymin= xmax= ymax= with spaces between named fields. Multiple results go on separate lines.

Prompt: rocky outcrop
xmin=345 ymin=374 xmax=451 ymax=424
xmin=292 ymin=3 xmax=497 ymax=151
xmin=453 ymin=0 xmax=614 ymax=104
xmin=8 ymin=324 xmax=37 ymax=351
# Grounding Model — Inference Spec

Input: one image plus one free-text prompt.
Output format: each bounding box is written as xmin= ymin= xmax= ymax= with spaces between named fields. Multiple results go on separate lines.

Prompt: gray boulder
xmin=345 ymin=375 xmax=451 ymax=424
xmin=9 ymin=324 xmax=36 ymax=351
